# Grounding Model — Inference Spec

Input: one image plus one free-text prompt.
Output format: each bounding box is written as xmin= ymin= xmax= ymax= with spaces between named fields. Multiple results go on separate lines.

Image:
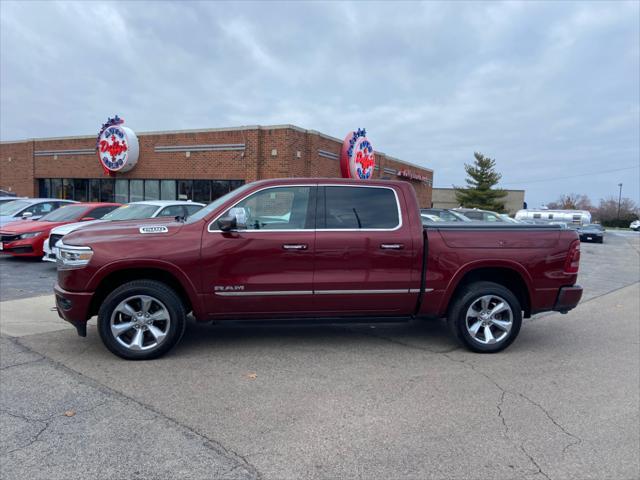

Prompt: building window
xmin=101 ymin=179 xmax=115 ymax=202
xmin=130 ymin=180 xmax=144 ymax=202
xmin=36 ymin=178 xmax=245 ymax=203
xmin=38 ymin=179 xmax=51 ymax=198
xmin=192 ymin=180 xmax=211 ymax=203
xmin=61 ymin=179 xmax=74 ymax=199
xmin=73 ymin=179 xmax=89 ymax=202
xmin=230 ymin=180 xmax=244 ymax=192
xmin=51 ymin=178 xmax=63 ymax=199
xmin=115 ymin=179 xmax=129 ymax=203
xmin=160 ymin=180 xmax=176 ymax=200
xmin=177 ymin=180 xmax=193 ymax=201
xmin=211 ymin=180 xmax=229 ymax=201
xmin=144 ymin=180 xmax=160 ymax=200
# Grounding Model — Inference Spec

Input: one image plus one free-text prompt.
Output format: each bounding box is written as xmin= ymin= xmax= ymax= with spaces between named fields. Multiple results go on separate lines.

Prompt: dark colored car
xmin=577 ymin=224 xmax=604 ymax=243
xmin=54 ymin=178 xmax=583 ymax=360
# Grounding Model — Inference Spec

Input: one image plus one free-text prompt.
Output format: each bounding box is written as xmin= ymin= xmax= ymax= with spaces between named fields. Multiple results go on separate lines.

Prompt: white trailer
xmin=515 ymin=209 xmax=591 ymax=226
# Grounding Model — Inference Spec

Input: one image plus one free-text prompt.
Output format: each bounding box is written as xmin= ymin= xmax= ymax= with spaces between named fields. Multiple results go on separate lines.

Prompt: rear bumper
xmin=552 ymin=285 xmax=583 ymax=313
xmin=54 ymin=283 xmax=93 ymax=335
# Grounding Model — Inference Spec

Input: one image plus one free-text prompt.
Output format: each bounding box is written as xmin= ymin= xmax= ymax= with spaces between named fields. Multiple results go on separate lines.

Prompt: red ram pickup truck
xmin=54 ymin=178 xmax=583 ymax=360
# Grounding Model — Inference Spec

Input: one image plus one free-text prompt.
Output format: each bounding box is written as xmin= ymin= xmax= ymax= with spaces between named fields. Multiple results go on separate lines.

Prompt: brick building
xmin=0 ymin=124 xmax=433 ymax=206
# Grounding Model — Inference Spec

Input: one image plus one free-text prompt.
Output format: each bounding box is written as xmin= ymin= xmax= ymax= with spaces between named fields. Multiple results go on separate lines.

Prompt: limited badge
xmin=139 ymin=226 xmax=169 ymax=234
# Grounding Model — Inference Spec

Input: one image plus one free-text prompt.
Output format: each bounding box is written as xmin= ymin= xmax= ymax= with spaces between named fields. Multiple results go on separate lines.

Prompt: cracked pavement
xmin=1 ymin=232 xmax=639 ymax=479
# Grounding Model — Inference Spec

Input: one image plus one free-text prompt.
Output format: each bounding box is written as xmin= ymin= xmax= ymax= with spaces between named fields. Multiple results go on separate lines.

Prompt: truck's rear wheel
xmin=98 ymin=280 xmax=186 ymax=360
xmin=447 ymin=281 xmax=522 ymax=353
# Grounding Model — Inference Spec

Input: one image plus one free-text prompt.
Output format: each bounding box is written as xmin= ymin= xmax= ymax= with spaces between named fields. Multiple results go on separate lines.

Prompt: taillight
xmin=564 ymin=240 xmax=581 ymax=274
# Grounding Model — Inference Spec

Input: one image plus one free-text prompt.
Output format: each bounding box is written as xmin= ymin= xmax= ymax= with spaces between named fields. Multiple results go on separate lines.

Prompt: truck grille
xmin=49 ymin=234 xmax=63 ymax=250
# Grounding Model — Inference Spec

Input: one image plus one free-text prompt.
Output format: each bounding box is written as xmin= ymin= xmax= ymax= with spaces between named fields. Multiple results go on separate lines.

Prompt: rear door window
xmin=321 ymin=186 xmax=400 ymax=230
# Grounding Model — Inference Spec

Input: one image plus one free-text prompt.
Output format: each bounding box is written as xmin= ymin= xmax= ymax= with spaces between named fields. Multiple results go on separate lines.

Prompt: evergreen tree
xmin=455 ymin=152 xmax=508 ymax=212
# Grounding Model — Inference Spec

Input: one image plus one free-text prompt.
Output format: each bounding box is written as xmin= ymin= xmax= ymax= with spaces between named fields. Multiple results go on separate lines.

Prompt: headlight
xmin=18 ymin=231 xmax=43 ymax=239
xmin=57 ymin=241 xmax=93 ymax=269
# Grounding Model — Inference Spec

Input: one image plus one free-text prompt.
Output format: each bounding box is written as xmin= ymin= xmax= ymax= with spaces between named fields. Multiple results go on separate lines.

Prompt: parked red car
xmin=54 ymin=179 xmax=582 ymax=360
xmin=0 ymin=203 xmax=120 ymax=257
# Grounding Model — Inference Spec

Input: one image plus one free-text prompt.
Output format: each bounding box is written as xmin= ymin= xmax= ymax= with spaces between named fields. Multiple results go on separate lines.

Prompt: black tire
xmin=447 ymin=281 xmax=522 ymax=353
xmin=98 ymin=280 xmax=187 ymax=360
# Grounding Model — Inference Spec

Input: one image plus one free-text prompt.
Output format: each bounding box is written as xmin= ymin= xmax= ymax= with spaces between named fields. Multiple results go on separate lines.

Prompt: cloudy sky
xmin=1 ymin=1 xmax=638 ymax=207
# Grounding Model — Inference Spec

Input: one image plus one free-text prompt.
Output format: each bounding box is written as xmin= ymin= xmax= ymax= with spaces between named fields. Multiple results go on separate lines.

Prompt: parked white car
xmin=630 ymin=219 xmax=640 ymax=231
xmin=43 ymin=200 xmax=204 ymax=262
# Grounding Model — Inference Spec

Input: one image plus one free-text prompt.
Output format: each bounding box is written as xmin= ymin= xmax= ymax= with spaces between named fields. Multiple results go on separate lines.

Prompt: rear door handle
xmin=283 ymin=244 xmax=308 ymax=250
xmin=380 ymin=243 xmax=404 ymax=250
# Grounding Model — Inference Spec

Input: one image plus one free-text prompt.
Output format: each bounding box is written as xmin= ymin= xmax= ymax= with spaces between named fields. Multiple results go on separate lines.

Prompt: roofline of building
xmin=1 ymin=124 xmax=432 ymax=173
xmin=433 ymin=186 xmax=525 ymax=193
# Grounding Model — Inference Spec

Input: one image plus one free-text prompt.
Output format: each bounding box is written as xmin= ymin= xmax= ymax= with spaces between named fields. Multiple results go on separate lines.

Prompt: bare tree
xmin=594 ymin=197 xmax=639 ymax=226
xmin=546 ymin=193 xmax=592 ymax=210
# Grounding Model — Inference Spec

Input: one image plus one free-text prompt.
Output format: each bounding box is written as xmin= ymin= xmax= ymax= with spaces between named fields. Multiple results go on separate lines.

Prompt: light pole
xmin=617 ymin=183 xmax=623 ymax=221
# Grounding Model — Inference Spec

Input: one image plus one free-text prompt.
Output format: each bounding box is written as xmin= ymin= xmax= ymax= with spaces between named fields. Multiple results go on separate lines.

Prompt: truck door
xmin=313 ymin=185 xmax=415 ymax=314
xmin=201 ymin=185 xmax=316 ymax=318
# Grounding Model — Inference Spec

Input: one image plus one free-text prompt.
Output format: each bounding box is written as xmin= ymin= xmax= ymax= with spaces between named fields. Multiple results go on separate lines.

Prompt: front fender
xmin=87 ymin=259 xmax=205 ymax=319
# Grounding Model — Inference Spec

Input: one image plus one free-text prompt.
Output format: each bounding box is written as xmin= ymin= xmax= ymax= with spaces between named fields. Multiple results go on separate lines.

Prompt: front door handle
xmin=380 ymin=243 xmax=404 ymax=250
xmin=283 ymin=244 xmax=308 ymax=250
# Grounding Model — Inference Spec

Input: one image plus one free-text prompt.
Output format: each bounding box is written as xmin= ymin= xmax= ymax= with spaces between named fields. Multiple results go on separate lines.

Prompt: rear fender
xmin=438 ymin=260 xmax=533 ymax=316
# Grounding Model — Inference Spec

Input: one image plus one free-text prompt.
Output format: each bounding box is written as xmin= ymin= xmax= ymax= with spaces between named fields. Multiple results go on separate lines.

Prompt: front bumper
xmin=0 ymin=239 xmax=37 ymax=256
xmin=54 ymin=283 xmax=94 ymax=336
xmin=553 ymin=285 xmax=583 ymax=313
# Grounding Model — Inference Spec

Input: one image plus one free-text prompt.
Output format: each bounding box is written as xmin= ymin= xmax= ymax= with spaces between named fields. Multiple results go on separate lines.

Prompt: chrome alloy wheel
xmin=110 ymin=295 xmax=171 ymax=351
xmin=465 ymin=294 xmax=513 ymax=345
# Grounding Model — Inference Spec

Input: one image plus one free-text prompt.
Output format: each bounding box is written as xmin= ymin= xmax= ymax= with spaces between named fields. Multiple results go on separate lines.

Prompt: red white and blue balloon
xmin=340 ymin=128 xmax=375 ymax=180
xmin=96 ymin=116 xmax=139 ymax=174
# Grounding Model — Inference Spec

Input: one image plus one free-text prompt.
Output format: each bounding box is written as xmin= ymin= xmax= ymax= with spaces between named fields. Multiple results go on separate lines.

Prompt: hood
xmin=63 ymin=217 xmax=185 ymax=246
xmin=51 ymin=219 xmax=107 ymax=236
xmin=0 ymin=219 xmax=63 ymax=234
xmin=0 ymin=215 xmax=24 ymax=227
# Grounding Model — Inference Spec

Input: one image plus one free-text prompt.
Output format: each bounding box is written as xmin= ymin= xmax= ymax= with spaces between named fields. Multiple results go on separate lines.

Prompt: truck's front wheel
xmin=98 ymin=280 xmax=187 ymax=360
xmin=447 ymin=281 xmax=522 ymax=353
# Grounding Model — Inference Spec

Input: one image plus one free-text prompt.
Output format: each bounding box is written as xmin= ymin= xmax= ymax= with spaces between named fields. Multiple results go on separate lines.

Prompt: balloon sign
xmin=340 ymin=128 xmax=375 ymax=180
xmin=96 ymin=115 xmax=139 ymax=175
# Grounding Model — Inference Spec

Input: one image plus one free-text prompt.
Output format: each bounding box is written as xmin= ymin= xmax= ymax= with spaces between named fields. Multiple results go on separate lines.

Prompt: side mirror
xmin=80 ymin=217 xmax=95 ymax=221
xmin=217 ymin=215 xmax=237 ymax=232
xmin=21 ymin=211 xmax=33 ymax=219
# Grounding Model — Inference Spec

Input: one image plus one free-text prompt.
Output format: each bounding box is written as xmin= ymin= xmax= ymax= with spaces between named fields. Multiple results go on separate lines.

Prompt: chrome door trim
xmin=214 ymin=288 xmax=432 ymax=297
xmin=215 ymin=290 xmax=313 ymax=297
xmin=314 ymin=289 xmax=408 ymax=295
xmin=207 ymin=184 xmax=403 ymax=233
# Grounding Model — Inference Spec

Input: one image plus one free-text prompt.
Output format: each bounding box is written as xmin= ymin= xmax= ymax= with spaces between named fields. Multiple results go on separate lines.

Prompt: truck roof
xmin=246 ymin=178 xmax=412 ymax=187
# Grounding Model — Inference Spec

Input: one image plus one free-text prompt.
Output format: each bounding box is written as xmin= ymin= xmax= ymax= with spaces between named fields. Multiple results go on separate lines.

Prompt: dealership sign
xmin=397 ymin=169 xmax=430 ymax=183
xmin=96 ymin=115 xmax=139 ymax=174
xmin=340 ymin=128 xmax=375 ymax=180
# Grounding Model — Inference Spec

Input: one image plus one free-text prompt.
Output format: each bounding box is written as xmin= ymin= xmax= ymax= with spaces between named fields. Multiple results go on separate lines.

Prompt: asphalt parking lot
xmin=1 ymin=231 xmax=639 ymax=479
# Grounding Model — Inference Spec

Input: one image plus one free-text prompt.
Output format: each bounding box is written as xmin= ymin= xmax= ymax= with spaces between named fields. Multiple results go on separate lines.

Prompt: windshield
xmin=0 ymin=200 xmax=30 ymax=216
xmin=39 ymin=205 xmax=87 ymax=222
xmin=102 ymin=204 xmax=159 ymax=221
xmin=185 ymin=184 xmax=254 ymax=224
